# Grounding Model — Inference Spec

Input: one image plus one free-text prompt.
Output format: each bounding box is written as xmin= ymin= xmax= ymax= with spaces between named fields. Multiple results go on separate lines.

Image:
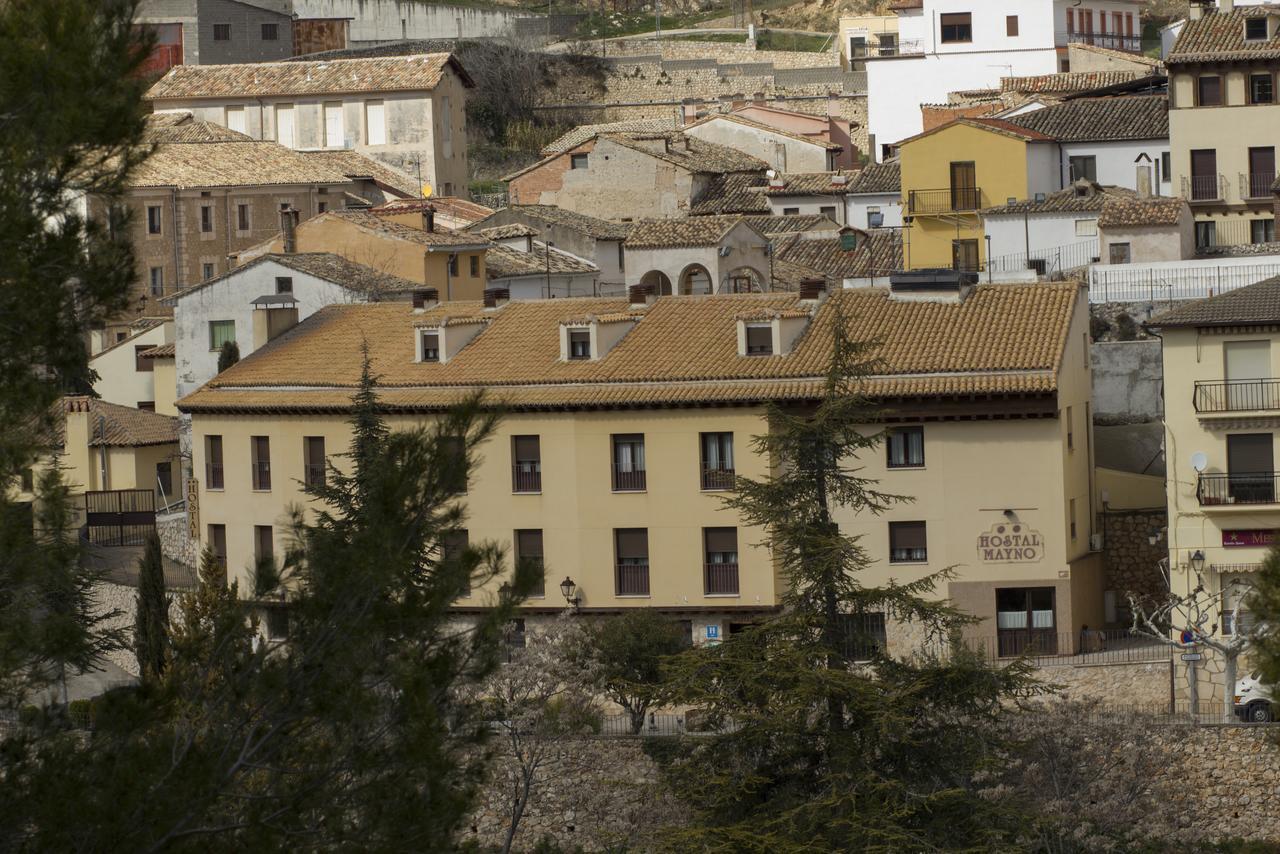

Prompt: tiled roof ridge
xmin=687 ymin=112 xmax=843 ymax=150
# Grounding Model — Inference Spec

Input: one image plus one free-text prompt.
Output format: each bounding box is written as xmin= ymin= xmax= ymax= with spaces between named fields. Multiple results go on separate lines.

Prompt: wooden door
xmin=949 ymin=161 xmax=976 ymax=210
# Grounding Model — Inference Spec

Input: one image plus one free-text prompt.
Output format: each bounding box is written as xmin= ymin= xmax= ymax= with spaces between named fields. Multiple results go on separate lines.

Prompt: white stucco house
xmin=760 ymin=160 xmax=903 ymax=232
xmin=164 ymin=252 xmax=424 ymax=400
xmin=90 ymin=320 xmax=175 ymax=413
xmin=474 ymin=224 xmax=602 ymax=299
xmin=683 ymin=113 xmax=843 ymax=174
xmin=865 ymin=0 xmax=1147 ymax=159
xmin=981 ymin=181 xmax=1135 ymax=277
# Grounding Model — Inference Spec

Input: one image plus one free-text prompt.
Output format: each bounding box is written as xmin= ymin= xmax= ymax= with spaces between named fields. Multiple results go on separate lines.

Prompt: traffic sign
xmin=1181 ymin=653 xmax=1202 ymax=662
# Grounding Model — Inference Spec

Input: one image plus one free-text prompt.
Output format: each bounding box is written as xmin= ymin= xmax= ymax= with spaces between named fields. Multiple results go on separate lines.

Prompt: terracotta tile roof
xmin=143 ymin=113 xmax=250 ymax=143
xmin=164 ymin=252 xmax=423 ymax=304
xmin=848 ymin=160 xmax=901 ymax=194
xmin=686 ymin=113 xmax=842 ymax=150
xmin=770 ymin=256 xmax=834 ymax=291
xmin=178 ymin=283 xmax=1080 ymax=413
xmin=139 ymin=343 xmax=175 ymax=359
xmin=743 ymin=214 xmax=841 ymax=236
xmin=473 ymin=206 xmax=632 ymax=241
xmin=1149 ymin=275 xmax=1280 ymax=328
xmin=763 ymin=171 xmax=859 ymax=197
xmin=372 ymin=196 xmax=495 ymax=224
xmin=90 ymin=320 xmax=167 ymax=360
xmin=897 ymin=117 xmax=1056 ymax=148
xmin=127 ymin=138 xmax=351 ymax=190
xmin=1169 ymin=7 xmax=1280 ymax=64
xmin=59 ymin=397 xmax=179 ymax=447
xmin=476 ymin=223 xmax=540 ymax=240
xmin=325 ymin=209 xmax=490 ymax=249
xmin=1000 ymin=71 xmax=1144 ymax=95
xmin=1067 ymin=43 xmax=1165 ymax=71
xmin=298 ymin=150 xmax=421 ymax=198
xmin=542 ymin=117 xmax=678 ymax=155
xmin=1098 ymin=196 xmax=1186 ymax=228
xmin=775 ymin=229 xmax=903 ymax=279
xmin=484 ymin=242 xmax=599 ymax=279
xmin=625 ymin=215 xmax=763 ymax=249
xmin=146 ymin=53 xmax=470 ymax=100
xmin=1008 ymin=94 xmax=1168 ymax=142
xmin=983 ymin=182 xmax=1136 ymax=215
xmin=887 ymin=0 xmax=922 ymax=9
xmin=690 ymin=173 xmax=770 ymax=215
xmin=603 ymin=132 xmax=769 ymax=175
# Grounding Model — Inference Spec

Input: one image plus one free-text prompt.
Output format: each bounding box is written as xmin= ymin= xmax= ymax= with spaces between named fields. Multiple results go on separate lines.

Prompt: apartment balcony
xmin=1198 ymin=472 xmax=1280 ymax=507
xmin=612 ymin=467 xmax=647 ymax=492
xmin=1183 ymin=175 xmax=1226 ymax=203
xmin=704 ymin=562 xmax=740 ymax=596
xmin=1194 ymin=379 xmax=1280 ymax=414
xmin=1055 ymin=31 xmax=1142 ymax=53
xmin=512 ymin=465 xmax=542 ymax=493
xmin=1241 ymin=172 xmax=1280 ymax=201
xmin=907 ymin=187 xmax=982 ymax=215
xmin=701 ymin=466 xmax=736 ymax=491
xmin=615 ymin=562 xmax=650 ymax=596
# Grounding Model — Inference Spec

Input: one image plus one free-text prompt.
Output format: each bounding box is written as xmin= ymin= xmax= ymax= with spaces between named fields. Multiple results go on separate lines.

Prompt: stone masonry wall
xmin=1041 ymin=659 xmax=1171 ymax=707
xmin=157 ymin=509 xmax=198 ymax=569
xmin=89 ymin=581 xmax=182 ymax=678
xmin=605 ymin=38 xmax=841 ymax=69
xmin=1102 ymin=509 xmax=1170 ymax=615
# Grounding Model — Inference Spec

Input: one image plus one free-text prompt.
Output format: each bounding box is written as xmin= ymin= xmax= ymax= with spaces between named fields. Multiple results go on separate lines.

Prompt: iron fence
xmin=986 ymin=240 xmax=1100 ymax=277
xmin=1193 ymin=379 xmax=1280 ymax=413
xmin=1055 ymin=31 xmax=1142 ymax=53
xmin=1183 ymin=174 xmax=1224 ymax=202
xmin=611 ymin=467 xmax=646 ymax=492
xmin=1241 ymin=172 xmax=1280 ymax=201
xmin=703 ymin=562 xmax=740 ymax=596
xmin=511 ymin=465 xmax=542 ymax=493
xmin=950 ymin=628 xmax=1170 ymax=667
xmin=84 ymin=489 xmax=155 ymax=547
xmin=1197 ymin=472 xmax=1280 ymax=506
xmin=908 ymin=187 xmax=981 ymax=214
xmin=1087 ymin=261 xmax=1280 ymax=303
xmin=615 ymin=563 xmax=650 ymax=596
xmin=701 ymin=466 xmax=735 ymax=491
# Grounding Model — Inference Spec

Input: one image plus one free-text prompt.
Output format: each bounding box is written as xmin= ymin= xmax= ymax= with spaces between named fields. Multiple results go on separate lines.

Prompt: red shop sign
xmin=1222 ymin=530 xmax=1277 ymax=548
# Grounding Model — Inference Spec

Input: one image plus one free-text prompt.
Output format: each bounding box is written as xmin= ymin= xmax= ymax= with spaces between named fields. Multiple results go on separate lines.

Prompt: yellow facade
xmin=898 ymin=121 xmax=1051 ymax=270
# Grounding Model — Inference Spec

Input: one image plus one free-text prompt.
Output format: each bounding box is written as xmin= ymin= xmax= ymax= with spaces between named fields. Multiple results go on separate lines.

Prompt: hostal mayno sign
xmin=977 ymin=522 xmax=1044 ymax=563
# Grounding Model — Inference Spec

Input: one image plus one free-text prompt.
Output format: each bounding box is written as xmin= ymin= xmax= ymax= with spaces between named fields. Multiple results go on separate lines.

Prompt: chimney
xmin=628 ymin=283 xmax=655 ymax=307
xmin=422 ymin=205 xmax=436 ymax=233
xmin=411 ymin=288 xmax=439 ymax=311
xmin=483 ymin=287 xmax=510 ymax=309
xmin=798 ymin=277 xmax=827 ymax=302
xmin=1137 ymin=164 xmax=1153 ymax=199
xmin=280 ymin=206 xmax=299 ymax=254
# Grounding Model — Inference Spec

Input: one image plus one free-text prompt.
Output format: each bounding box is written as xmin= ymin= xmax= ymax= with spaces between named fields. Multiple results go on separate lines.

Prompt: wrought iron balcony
xmin=612 ymin=467 xmax=647 ymax=492
xmin=1194 ymin=379 xmax=1280 ymax=413
xmin=1183 ymin=175 xmax=1224 ymax=202
xmin=1198 ymin=472 xmax=1280 ymax=506
xmin=1055 ymin=31 xmax=1142 ymax=53
xmin=615 ymin=562 xmax=650 ymax=596
xmin=512 ymin=464 xmax=542 ymax=493
xmin=704 ymin=562 xmax=740 ymax=595
xmin=907 ymin=187 xmax=981 ymax=214
xmin=1241 ymin=172 xmax=1280 ymax=200
xmin=701 ymin=466 xmax=736 ymax=491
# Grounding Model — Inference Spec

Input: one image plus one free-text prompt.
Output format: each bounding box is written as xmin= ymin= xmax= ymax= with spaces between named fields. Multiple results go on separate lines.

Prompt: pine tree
xmin=133 ymin=533 xmax=169 ymax=682
xmin=216 ymin=340 xmax=240 ymax=374
xmin=651 ymin=307 xmax=1038 ymax=850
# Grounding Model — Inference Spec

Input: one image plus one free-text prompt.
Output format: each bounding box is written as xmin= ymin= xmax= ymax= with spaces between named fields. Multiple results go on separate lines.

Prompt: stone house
xmin=1098 ymin=196 xmax=1195 ymax=263
xmin=145 ymin=52 xmax=472 ymax=197
xmin=682 ymin=112 xmax=843 ymax=174
xmin=504 ymin=132 xmax=767 ymax=222
xmin=135 ymin=0 xmax=295 ymax=74
xmin=623 ymin=216 xmax=771 ymax=294
xmin=467 ymin=206 xmax=632 ymax=291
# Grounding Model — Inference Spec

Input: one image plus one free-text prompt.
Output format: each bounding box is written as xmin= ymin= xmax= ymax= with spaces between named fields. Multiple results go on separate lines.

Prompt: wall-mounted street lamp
xmin=1189 ymin=550 xmax=1206 ymax=574
xmin=560 ymin=576 xmax=580 ymax=610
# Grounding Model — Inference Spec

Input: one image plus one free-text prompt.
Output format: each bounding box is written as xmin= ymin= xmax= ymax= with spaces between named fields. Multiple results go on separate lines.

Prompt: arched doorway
xmin=639 ymin=270 xmax=673 ymax=295
xmin=678 ymin=263 xmax=713 ymax=295
xmin=722 ymin=266 xmax=767 ymax=294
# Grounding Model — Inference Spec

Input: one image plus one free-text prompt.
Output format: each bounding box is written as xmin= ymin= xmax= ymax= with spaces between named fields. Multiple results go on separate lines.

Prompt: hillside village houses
xmin=144 ymin=53 xmax=472 ymax=198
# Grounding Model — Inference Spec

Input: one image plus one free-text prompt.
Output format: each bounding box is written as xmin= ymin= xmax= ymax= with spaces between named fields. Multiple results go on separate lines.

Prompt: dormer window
xmin=1246 ymin=17 xmax=1267 ymax=41
xmin=568 ymin=328 xmax=591 ymax=360
xmin=420 ymin=330 xmax=440 ymax=363
xmin=745 ymin=324 xmax=773 ymax=356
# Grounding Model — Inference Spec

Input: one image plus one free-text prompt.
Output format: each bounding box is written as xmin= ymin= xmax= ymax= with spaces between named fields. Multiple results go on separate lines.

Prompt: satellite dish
xmin=1191 ymin=452 xmax=1208 ymax=473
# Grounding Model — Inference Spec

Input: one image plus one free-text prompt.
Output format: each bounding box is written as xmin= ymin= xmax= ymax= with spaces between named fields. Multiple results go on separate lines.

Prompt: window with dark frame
xmin=939 ymin=12 xmax=972 ymax=43
xmin=448 ymin=255 xmax=459 ymax=276
xmin=250 ymin=436 xmax=271 ymax=491
xmin=443 ymin=529 xmax=470 ymax=596
xmin=745 ymin=324 xmax=773 ymax=356
xmin=1250 ymin=73 xmax=1275 ymax=104
xmin=135 ymin=345 xmax=154 ymax=373
xmin=137 ymin=401 xmax=156 ymax=412
xmin=1246 ymin=17 xmax=1268 ymax=40
xmin=156 ymin=461 xmax=172 ymax=497
xmin=568 ymin=328 xmax=591 ymax=359
xmin=1006 ymin=15 xmax=1019 ymax=36
xmin=206 ymin=435 xmax=224 ymax=489
xmin=1252 ymin=219 xmax=1276 ymax=244
xmin=1197 ymin=75 xmax=1222 ymax=107
xmin=1161 ymin=151 xmax=1171 ymax=183
xmin=1109 ymin=242 xmax=1131 ymax=264
xmin=303 ymin=436 xmax=326 ymax=488
xmin=213 ymin=23 xmax=230 ymax=41
xmin=886 ymin=426 xmax=924 ymax=468
xmin=469 ymin=255 xmax=479 ymax=277
xmin=888 ymin=521 xmax=927 ymax=563
xmin=514 ymin=529 xmax=545 ymax=597
xmin=570 ymin=153 xmax=589 ymax=169
xmin=208 ymin=524 xmax=227 ymax=578
xmin=237 ymin=204 xmax=250 ymax=231
xmin=254 ymin=525 xmax=273 ymax=568
xmin=1068 ymin=155 xmax=1097 ymax=182
xmin=275 ymin=276 xmax=293 ymax=294
xmin=1195 ymin=220 xmax=1217 ymax=249
xmin=1066 ymin=405 xmax=1074 ymax=450
xmin=421 ymin=330 xmax=440 ymax=362
xmin=146 ymin=205 xmax=162 ymax=234
xmin=149 ymin=267 xmax=164 ymax=296
xmin=612 ymin=434 xmax=646 ymax=491
xmin=782 ymin=207 xmax=800 ymax=215
xmin=703 ymin=527 xmax=739 ymax=595
xmin=837 ymin=612 xmax=887 ymax=660
xmin=700 ymin=432 xmax=735 ymax=490
xmin=614 ymin=528 xmax=650 ymax=596
xmin=511 ymin=435 xmax=541 ymax=493
xmin=209 ymin=319 xmax=235 ymax=352
xmin=202 ymin=263 xmax=215 ymax=280
xmin=1069 ymin=498 xmax=1078 ymax=540
xmin=266 ymin=606 xmax=290 ymax=640
xmin=200 ymin=205 xmax=213 ymax=233
xmin=261 ymin=22 xmax=279 ymax=40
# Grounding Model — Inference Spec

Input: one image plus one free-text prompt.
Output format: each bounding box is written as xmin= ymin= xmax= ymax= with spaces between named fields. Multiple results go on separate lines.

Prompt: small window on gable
xmin=1006 ymin=15 xmax=1019 ymax=37
xmin=1246 ymin=17 xmax=1268 ymax=41
xmin=275 ymin=276 xmax=292 ymax=294
xmin=568 ymin=328 xmax=591 ymax=360
xmin=421 ymin=330 xmax=440 ymax=363
xmin=745 ymin=324 xmax=773 ymax=356
xmin=570 ymin=153 xmax=589 ymax=170
xmin=1074 ymin=219 xmax=1097 ymax=237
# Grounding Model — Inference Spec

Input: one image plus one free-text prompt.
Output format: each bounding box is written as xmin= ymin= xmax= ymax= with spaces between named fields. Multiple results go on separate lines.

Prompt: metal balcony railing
xmin=206 ymin=462 xmax=224 ymax=490
xmin=1198 ymin=472 xmax=1280 ymax=506
xmin=1194 ymin=379 xmax=1280 ymax=413
xmin=1242 ymin=172 xmax=1279 ymax=200
xmin=304 ymin=463 xmax=325 ymax=489
xmin=704 ymin=562 xmax=739 ymax=595
xmin=512 ymin=464 xmax=541 ymax=493
xmin=252 ymin=461 xmax=271 ymax=491
xmin=1183 ymin=174 xmax=1224 ymax=202
xmin=701 ymin=466 xmax=736 ymax=491
xmin=907 ymin=187 xmax=981 ymax=214
xmin=615 ymin=562 xmax=650 ymax=596
xmin=1055 ymin=31 xmax=1142 ymax=53
xmin=612 ymin=467 xmax=647 ymax=492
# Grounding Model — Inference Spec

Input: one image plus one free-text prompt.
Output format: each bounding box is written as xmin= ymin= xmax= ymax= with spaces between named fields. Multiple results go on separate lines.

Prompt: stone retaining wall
xmin=1102 ymin=509 xmax=1170 ymax=613
xmin=89 ymin=581 xmax=182 ymax=678
xmin=157 ymin=510 xmax=198 ymax=569
xmin=605 ymin=37 xmax=840 ymax=69
xmin=1041 ymin=659 xmax=1171 ymax=707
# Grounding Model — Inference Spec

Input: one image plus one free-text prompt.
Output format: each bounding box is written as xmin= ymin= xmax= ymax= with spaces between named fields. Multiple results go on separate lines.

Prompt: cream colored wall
xmin=1098 ymin=466 xmax=1166 ymax=510
xmin=90 ymin=322 xmax=172 ymax=409
xmin=1163 ymin=325 xmax=1280 ymax=605
xmin=153 ymin=360 xmax=178 ymax=416
xmin=190 ymin=408 xmax=780 ymax=610
xmin=1059 ymin=289 xmax=1098 ymax=563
